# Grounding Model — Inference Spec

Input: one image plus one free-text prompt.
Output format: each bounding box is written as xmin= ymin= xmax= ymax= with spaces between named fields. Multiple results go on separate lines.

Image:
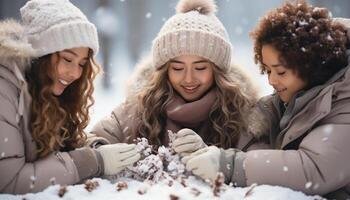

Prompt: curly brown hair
xmin=251 ymin=0 xmax=349 ymax=88
xmin=127 ymin=62 xmax=254 ymax=149
xmin=26 ymin=49 xmax=99 ymax=158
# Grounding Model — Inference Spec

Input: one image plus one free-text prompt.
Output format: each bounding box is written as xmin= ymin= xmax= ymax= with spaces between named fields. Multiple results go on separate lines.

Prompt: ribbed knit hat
xmin=152 ymin=0 xmax=232 ymax=70
xmin=20 ymin=0 xmax=99 ymax=57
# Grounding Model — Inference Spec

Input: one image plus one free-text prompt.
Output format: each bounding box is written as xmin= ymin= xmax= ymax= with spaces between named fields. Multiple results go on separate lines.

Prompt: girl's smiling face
xmin=51 ymin=47 xmax=89 ymax=96
xmin=262 ymin=44 xmax=307 ymax=103
xmin=168 ymin=55 xmax=214 ymax=102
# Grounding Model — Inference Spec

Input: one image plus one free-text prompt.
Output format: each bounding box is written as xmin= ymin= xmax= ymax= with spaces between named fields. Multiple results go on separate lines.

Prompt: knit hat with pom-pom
xmin=152 ymin=0 xmax=232 ymax=70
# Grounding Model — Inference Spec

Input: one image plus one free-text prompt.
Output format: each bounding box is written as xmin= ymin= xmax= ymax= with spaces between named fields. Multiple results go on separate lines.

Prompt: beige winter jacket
xmin=220 ymin=59 xmax=350 ymax=198
xmin=89 ymin=56 xmax=264 ymax=149
xmin=0 ymin=20 xmax=103 ymax=194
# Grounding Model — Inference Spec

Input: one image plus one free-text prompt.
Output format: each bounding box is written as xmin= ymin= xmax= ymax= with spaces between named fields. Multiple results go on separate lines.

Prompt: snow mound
xmin=1 ymin=177 xmax=324 ymax=200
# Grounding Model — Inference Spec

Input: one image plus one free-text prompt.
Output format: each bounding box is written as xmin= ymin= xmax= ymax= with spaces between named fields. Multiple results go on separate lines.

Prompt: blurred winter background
xmin=1 ymin=0 xmax=350 ymax=130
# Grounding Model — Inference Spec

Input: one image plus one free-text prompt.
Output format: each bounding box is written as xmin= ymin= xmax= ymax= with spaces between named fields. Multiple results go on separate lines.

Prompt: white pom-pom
xmin=176 ymin=0 xmax=217 ymax=15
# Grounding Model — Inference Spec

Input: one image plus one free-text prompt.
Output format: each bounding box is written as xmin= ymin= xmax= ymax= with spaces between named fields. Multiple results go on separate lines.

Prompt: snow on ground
xmin=0 ymin=176 xmax=324 ymax=200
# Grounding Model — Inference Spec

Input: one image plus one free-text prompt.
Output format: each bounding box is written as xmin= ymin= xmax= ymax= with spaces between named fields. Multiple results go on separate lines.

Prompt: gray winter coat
xmin=0 ymin=20 xmax=103 ymax=194
xmin=220 ymin=58 xmax=350 ymax=198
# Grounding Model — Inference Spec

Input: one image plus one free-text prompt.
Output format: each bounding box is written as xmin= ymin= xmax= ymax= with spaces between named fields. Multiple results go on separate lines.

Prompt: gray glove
xmin=182 ymin=146 xmax=221 ymax=182
xmin=173 ymin=128 xmax=207 ymax=155
xmin=97 ymin=143 xmax=141 ymax=175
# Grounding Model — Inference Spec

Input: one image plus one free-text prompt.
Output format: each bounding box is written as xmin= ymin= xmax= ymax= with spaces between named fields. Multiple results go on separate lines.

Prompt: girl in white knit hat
xmin=0 ymin=0 xmax=140 ymax=194
xmin=90 ymin=0 xmax=262 ymax=159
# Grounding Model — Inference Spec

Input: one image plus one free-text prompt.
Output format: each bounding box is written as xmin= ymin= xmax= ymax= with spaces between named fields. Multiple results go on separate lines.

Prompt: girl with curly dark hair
xmin=0 ymin=0 xmax=141 ymax=194
xmin=182 ymin=1 xmax=350 ymax=198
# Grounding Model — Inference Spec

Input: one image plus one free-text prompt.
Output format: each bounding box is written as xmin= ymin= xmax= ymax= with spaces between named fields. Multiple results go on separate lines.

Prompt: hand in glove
xmin=182 ymin=146 xmax=221 ymax=182
xmin=97 ymin=143 xmax=141 ymax=175
xmin=172 ymin=128 xmax=207 ymax=155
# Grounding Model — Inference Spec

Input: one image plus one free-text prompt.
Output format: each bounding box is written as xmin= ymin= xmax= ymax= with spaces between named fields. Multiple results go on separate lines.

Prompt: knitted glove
xmin=182 ymin=146 xmax=221 ymax=181
xmin=173 ymin=128 xmax=207 ymax=155
xmin=97 ymin=143 xmax=140 ymax=175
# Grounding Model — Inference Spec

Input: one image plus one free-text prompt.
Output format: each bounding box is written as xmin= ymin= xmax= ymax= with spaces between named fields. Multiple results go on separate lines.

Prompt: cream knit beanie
xmin=20 ymin=0 xmax=99 ymax=57
xmin=152 ymin=0 xmax=232 ymax=70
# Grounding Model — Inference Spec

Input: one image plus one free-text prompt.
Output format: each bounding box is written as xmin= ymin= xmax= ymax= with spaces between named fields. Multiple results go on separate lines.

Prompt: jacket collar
xmin=279 ymin=64 xmax=350 ymax=148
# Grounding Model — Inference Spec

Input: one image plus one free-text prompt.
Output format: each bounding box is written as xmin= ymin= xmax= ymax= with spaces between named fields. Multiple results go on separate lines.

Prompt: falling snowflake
xmin=123 ymin=127 xmax=129 ymax=133
xmin=313 ymin=7 xmax=323 ymax=13
xmin=322 ymin=137 xmax=328 ymax=142
xmin=327 ymin=34 xmax=333 ymax=41
xmin=283 ymin=166 xmax=288 ymax=172
xmin=323 ymin=125 xmax=333 ymax=135
xmin=50 ymin=177 xmax=56 ymax=185
xmin=234 ymin=26 xmax=243 ymax=36
xmin=145 ymin=12 xmax=152 ymax=19
xmin=30 ymin=176 xmax=36 ymax=181
xmin=298 ymin=20 xmax=309 ymax=26
xmin=305 ymin=182 xmax=312 ymax=189
xmin=4 ymin=138 xmax=8 ymax=142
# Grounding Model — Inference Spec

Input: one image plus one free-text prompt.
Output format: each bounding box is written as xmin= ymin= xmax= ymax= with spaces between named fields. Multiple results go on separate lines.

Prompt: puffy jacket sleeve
xmin=233 ymin=96 xmax=350 ymax=195
xmin=239 ymin=123 xmax=350 ymax=195
xmin=0 ymin=79 xmax=102 ymax=194
xmin=222 ymin=121 xmax=350 ymax=196
xmin=88 ymin=103 xmax=129 ymax=146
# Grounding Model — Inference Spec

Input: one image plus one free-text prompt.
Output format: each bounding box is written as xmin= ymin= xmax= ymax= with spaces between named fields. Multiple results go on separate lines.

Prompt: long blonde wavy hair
xmin=26 ymin=49 xmax=99 ymax=158
xmin=128 ymin=62 xmax=254 ymax=148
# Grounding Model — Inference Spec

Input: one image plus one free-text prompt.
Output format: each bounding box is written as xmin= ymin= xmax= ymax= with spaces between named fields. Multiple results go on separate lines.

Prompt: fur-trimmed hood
xmin=0 ymin=20 xmax=35 ymax=162
xmin=0 ymin=19 xmax=35 ymax=73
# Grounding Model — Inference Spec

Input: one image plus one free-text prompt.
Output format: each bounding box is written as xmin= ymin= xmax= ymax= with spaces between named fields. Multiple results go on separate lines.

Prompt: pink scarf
xmin=163 ymin=89 xmax=217 ymax=145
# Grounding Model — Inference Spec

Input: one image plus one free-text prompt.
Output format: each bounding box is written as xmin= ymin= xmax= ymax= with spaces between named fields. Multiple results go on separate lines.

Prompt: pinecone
xmin=116 ymin=181 xmax=128 ymax=191
xmin=137 ymin=187 xmax=147 ymax=195
xmin=170 ymin=194 xmax=179 ymax=200
xmin=180 ymin=176 xmax=187 ymax=187
xmin=190 ymin=187 xmax=201 ymax=197
xmin=58 ymin=185 xmax=67 ymax=197
xmin=168 ymin=180 xmax=174 ymax=187
xmin=213 ymin=173 xmax=225 ymax=197
xmin=84 ymin=180 xmax=99 ymax=192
